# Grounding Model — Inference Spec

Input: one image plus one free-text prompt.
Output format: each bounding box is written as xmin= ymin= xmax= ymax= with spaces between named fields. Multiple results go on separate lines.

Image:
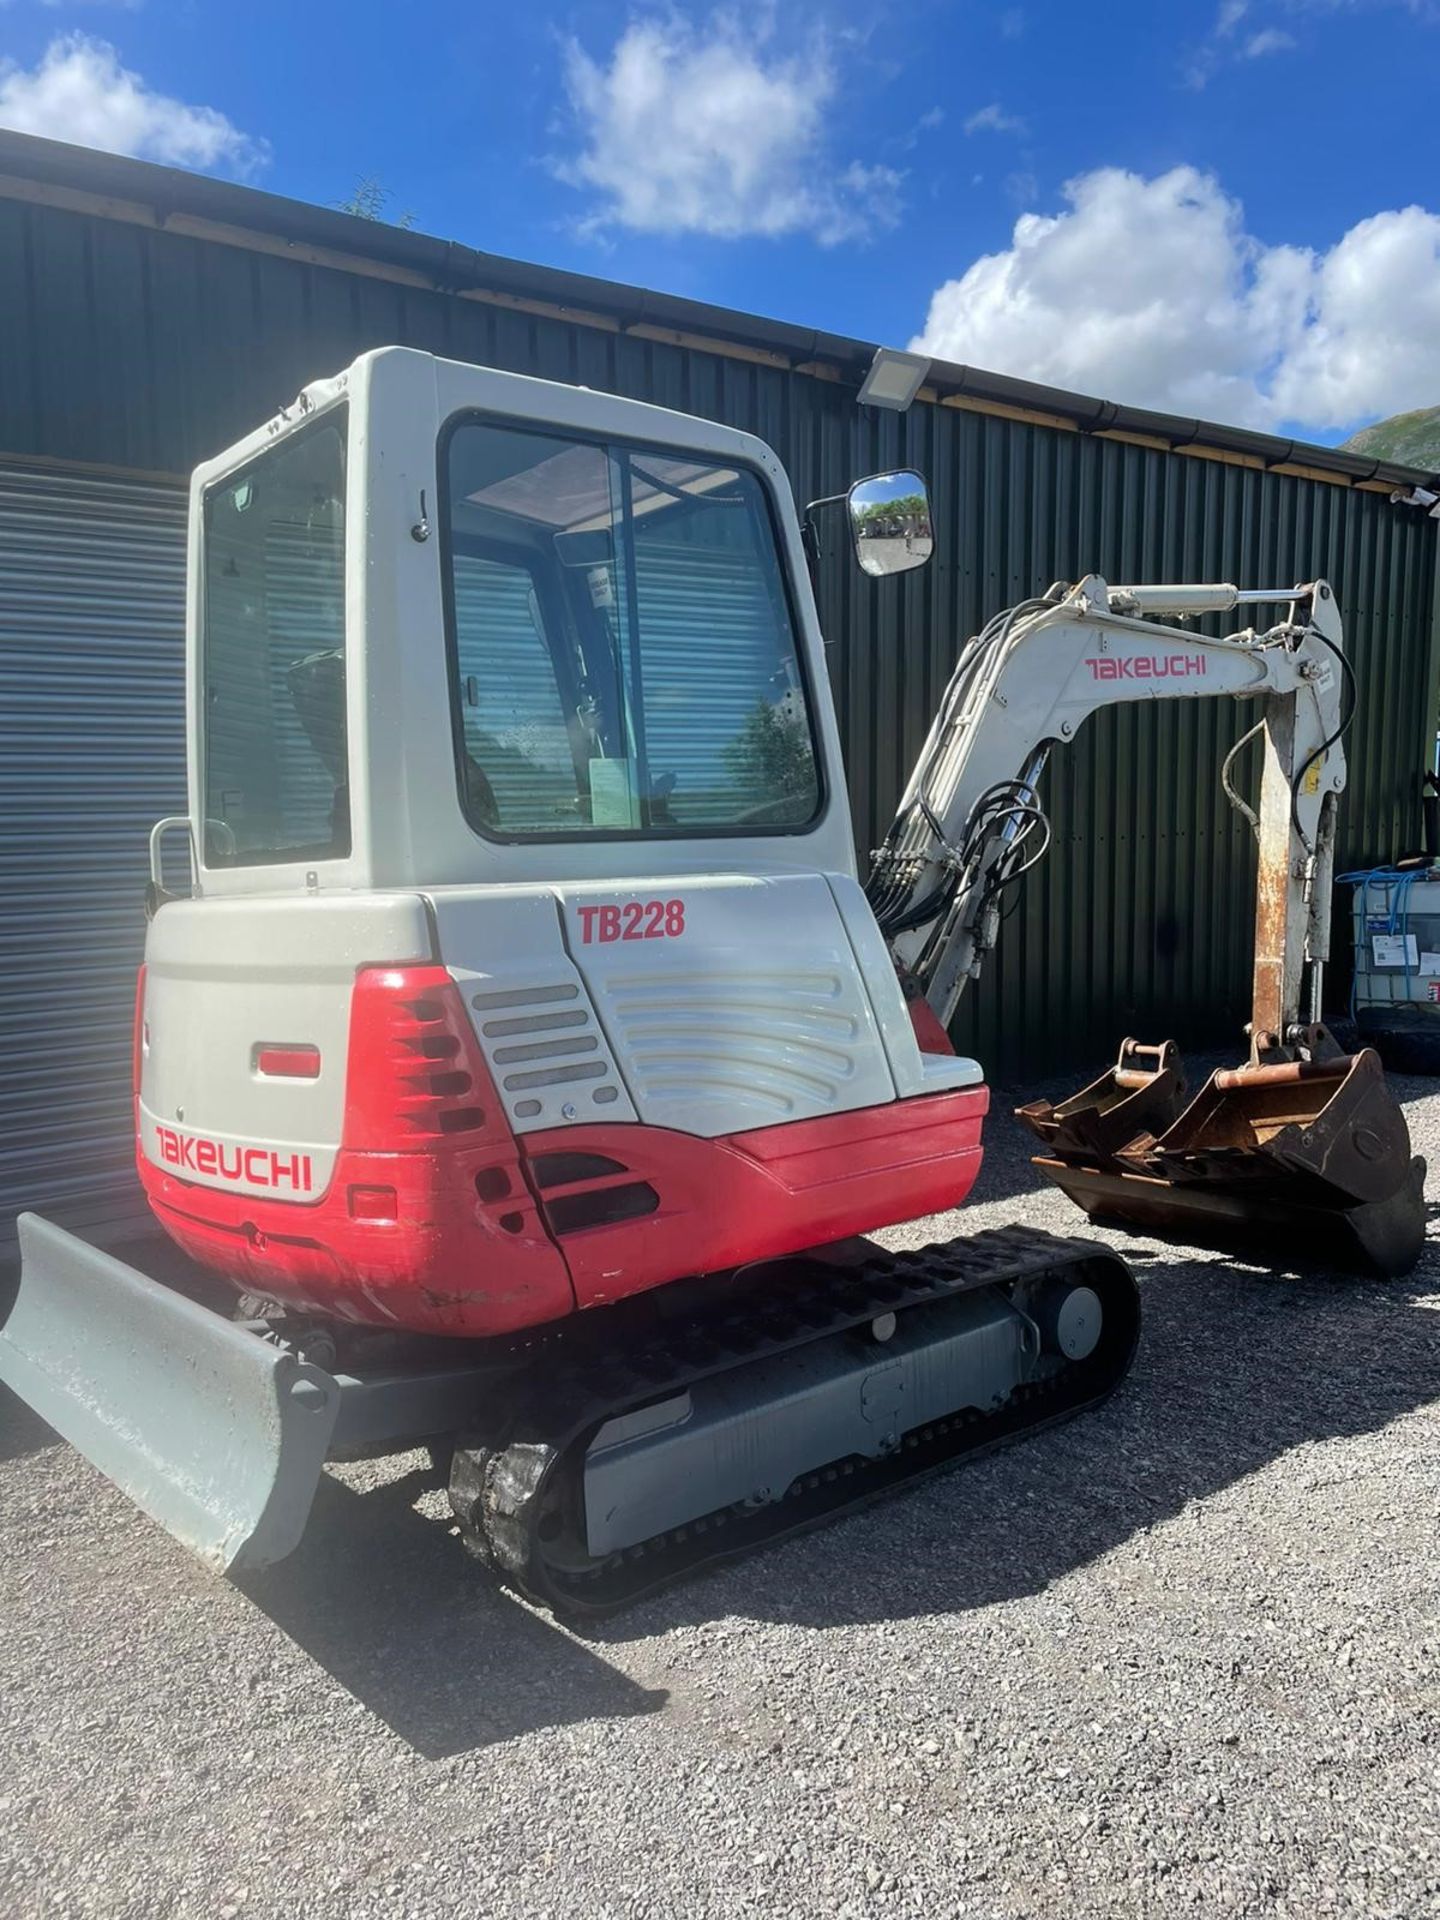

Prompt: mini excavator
xmin=1 ymin=350 xmax=1423 ymax=1610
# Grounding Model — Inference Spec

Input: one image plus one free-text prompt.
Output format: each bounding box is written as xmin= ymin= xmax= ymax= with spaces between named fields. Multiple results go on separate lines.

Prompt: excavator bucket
xmin=1029 ymin=1047 xmax=1426 ymax=1277
xmin=1016 ymin=1038 xmax=1186 ymax=1168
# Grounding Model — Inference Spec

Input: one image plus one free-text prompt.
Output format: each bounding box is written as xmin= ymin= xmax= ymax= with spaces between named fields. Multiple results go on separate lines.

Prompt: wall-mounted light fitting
xmin=857 ymin=347 xmax=931 ymax=413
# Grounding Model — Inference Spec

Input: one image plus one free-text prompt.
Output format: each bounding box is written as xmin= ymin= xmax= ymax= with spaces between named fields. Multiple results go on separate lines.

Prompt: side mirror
xmin=848 ymin=470 xmax=933 ymax=577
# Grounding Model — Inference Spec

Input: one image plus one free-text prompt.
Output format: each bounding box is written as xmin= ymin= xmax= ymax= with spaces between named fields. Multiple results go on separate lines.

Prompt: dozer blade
xmin=1031 ymin=1048 xmax=1427 ymax=1277
xmin=1016 ymin=1037 xmax=1186 ymax=1167
xmin=0 ymin=1214 xmax=340 ymax=1571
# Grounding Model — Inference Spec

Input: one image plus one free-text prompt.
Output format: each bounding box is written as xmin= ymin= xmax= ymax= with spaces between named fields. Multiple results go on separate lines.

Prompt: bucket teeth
xmin=1028 ymin=1043 xmax=1427 ymax=1279
xmin=1032 ymin=1149 xmax=1426 ymax=1279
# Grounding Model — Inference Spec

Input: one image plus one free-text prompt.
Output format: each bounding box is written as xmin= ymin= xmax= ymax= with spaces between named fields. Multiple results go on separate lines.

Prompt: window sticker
xmin=590 ymin=758 xmax=640 ymax=829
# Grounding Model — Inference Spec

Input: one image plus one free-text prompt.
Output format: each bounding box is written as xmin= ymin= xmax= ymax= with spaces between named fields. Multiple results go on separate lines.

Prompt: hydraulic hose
xmin=1291 ymin=630 xmax=1356 ymax=845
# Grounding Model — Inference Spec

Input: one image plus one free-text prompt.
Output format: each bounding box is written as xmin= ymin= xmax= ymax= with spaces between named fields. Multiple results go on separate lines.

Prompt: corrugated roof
xmin=0 ymin=127 xmax=1435 ymax=494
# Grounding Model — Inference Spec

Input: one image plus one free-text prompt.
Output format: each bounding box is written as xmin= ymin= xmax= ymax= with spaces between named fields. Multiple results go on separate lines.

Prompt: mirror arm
xmin=802 ymin=493 xmax=849 ymax=593
xmin=801 ymin=515 xmax=822 ymax=592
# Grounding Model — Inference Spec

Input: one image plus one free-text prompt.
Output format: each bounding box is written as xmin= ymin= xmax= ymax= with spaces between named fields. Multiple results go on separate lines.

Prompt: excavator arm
xmin=871 ymin=573 xmax=1422 ymax=1276
xmin=871 ymin=573 xmax=1350 ymax=1042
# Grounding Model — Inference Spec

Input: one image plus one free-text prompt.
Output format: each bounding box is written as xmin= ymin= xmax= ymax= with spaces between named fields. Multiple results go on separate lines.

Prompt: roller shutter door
xmin=0 ymin=461 xmax=187 ymax=1257
xmin=632 ymin=535 xmax=801 ymax=824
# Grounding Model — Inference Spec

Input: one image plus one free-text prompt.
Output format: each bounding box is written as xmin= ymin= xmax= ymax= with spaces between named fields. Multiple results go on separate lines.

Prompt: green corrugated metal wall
xmin=2 ymin=192 xmax=1436 ymax=1075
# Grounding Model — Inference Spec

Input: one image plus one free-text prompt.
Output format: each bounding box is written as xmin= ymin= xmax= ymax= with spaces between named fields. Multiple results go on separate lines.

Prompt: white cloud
xmin=1270 ymin=204 xmax=1440 ymax=425
xmin=1244 ymin=25 xmax=1297 ymax=51
xmin=1191 ymin=0 xmax=1439 ymax=87
xmin=963 ymin=102 xmax=1026 ymax=135
xmin=1187 ymin=0 xmax=1284 ymax=84
xmin=910 ymin=165 xmax=1440 ymax=436
xmin=557 ymin=14 xmax=900 ymax=244
xmin=0 ymin=34 xmax=265 ymax=175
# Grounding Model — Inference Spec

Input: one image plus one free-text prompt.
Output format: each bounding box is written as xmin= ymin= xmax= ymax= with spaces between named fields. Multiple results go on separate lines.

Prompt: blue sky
xmin=1 ymin=1 xmax=1437 ymax=442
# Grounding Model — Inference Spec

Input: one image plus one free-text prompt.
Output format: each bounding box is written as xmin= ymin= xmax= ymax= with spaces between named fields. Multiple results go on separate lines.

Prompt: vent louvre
xmin=491 ymin=1036 xmax=600 ymax=1066
xmin=472 ymin=984 xmax=579 ymax=1012
xmin=481 ymin=1009 xmax=590 ymax=1038
xmin=530 ymin=1151 xmax=628 ymax=1188
xmin=503 ymin=1060 xmax=609 ymax=1091
xmin=460 ymin=970 xmax=634 ymax=1130
xmin=546 ymin=1181 xmax=659 ymax=1235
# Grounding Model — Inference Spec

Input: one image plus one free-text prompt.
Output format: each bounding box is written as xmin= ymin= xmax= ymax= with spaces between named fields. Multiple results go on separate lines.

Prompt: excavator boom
xmin=870 ymin=572 xmax=1346 ymax=1036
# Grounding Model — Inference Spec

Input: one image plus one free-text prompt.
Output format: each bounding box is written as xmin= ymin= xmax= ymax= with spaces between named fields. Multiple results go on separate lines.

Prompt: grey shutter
xmin=0 ymin=461 xmax=186 ymax=1255
xmin=633 ymin=535 xmax=804 ymax=824
xmin=452 ymin=553 xmax=578 ymax=829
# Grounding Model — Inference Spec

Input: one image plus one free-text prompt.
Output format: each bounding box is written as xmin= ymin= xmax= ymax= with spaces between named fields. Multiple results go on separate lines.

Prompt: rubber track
xmin=455 ymin=1226 xmax=1139 ymax=1615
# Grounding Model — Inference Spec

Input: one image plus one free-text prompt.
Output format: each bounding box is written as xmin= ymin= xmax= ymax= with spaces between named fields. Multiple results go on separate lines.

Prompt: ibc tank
xmin=1348 ymin=868 xmax=1440 ymax=1073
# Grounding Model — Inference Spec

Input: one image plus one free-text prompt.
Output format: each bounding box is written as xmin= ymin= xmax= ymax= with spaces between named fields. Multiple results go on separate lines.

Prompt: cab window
xmin=443 ymin=420 xmax=820 ymax=838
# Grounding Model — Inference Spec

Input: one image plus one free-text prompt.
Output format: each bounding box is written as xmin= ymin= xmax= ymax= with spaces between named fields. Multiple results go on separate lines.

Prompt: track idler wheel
xmin=1030 ymin=1279 xmax=1104 ymax=1360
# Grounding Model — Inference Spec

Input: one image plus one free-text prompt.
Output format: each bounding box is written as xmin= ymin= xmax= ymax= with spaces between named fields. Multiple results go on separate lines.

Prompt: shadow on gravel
xmin=236 ymin=1464 xmax=668 ymax=1761
xmin=236 ymin=1232 xmax=1440 ymax=1728
xmin=578 ymin=1241 xmax=1440 ymax=1645
xmin=0 ymin=1382 xmax=57 ymax=1464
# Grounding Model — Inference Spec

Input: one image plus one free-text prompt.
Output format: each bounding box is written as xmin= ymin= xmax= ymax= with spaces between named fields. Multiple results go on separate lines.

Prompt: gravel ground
xmin=2 ymin=1057 xmax=1438 ymax=1920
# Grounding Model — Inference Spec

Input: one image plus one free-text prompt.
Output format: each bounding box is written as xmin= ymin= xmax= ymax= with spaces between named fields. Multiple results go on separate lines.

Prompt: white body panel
xmin=430 ymin=890 xmax=640 ymax=1135
xmin=435 ymin=875 xmax=980 ymax=1139
xmin=553 ymin=873 xmax=896 ymax=1134
xmin=824 ymin=874 xmax=981 ymax=1098
xmin=139 ymin=893 xmax=431 ymax=1197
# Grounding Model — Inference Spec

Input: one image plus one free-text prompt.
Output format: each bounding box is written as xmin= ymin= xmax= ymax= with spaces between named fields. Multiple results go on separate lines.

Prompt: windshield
xmin=443 ymin=419 xmax=821 ymax=838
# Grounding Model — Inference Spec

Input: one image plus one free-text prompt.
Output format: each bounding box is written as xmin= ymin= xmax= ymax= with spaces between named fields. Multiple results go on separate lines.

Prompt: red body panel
xmin=139 ymin=965 xmax=988 ymax=1337
xmin=527 ymin=1094 xmax=986 ymax=1310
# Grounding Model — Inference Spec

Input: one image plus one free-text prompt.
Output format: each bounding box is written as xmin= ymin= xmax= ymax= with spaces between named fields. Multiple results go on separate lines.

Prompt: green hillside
xmin=1341 ymin=405 xmax=1440 ymax=470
